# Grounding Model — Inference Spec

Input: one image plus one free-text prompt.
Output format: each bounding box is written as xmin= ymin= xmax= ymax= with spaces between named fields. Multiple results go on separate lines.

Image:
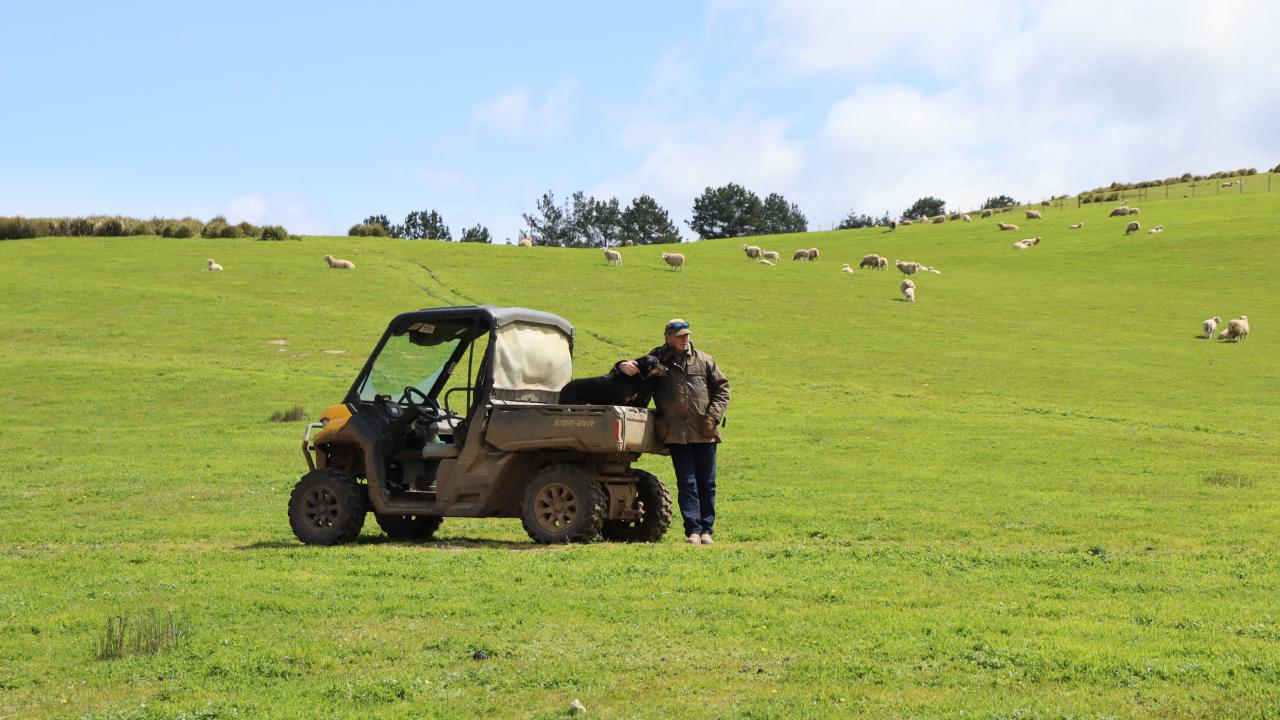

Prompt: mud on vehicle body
xmin=289 ymin=305 xmax=672 ymax=545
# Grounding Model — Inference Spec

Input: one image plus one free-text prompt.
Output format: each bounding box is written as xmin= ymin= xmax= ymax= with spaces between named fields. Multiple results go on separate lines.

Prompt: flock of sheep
xmin=1205 ymin=315 xmax=1250 ymax=342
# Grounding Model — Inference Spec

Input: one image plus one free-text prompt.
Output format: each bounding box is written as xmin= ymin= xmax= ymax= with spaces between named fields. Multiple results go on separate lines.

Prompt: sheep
xmin=997 ymin=222 xmax=1019 ymax=231
xmin=742 ymin=244 xmax=762 ymax=260
xmin=1012 ymin=241 xmax=1030 ymax=250
xmin=205 ymin=258 xmax=223 ymax=271
xmin=1109 ymin=207 xmax=1130 ymax=217
xmin=840 ymin=263 xmax=854 ymax=274
xmin=793 ymin=249 xmax=809 ymax=261
xmin=962 ymin=214 xmax=972 ymax=223
xmin=624 ymin=239 xmax=635 ymax=247
xmin=1026 ymin=210 xmax=1042 ymax=220
xmin=762 ymin=250 xmax=781 ymax=263
xmin=756 ymin=258 xmax=775 ymax=266
xmin=1203 ymin=315 xmax=1222 ymax=339
xmin=1069 ymin=222 xmax=1083 ymax=229
xmin=922 ymin=266 xmax=942 ymax=274
xmin=980 ymin=209 xmax=994 ymax=219
xmin=807 ymin=248 xmax=820 ymax=261
xmin=1226 ymin=315 xmax=1250 ymax=342
xmin=1040 ymin=200 xmax=1051 ymax=207
xmin=324 ymin=254 xmax=355 ymax=269
xmin=1125 ymin=221 xmax=1141 ymax=235
xmin=931 ymin=215 xmax=946 ymax=224
xmin=901 ymin=279 xmax=916 ymax=302
xmin=603 ymin=248 xmax=623 ymax=266
xmin=1146 ymin=227 xmax=1163 ymax=235
xmin=948 ymin=212 xmax=960 ymax=221
xmin=660 ymin=252 xmax=685 ymax=271
xmin=517 ymin=235 xmax=533 ymax=247
xmin=895 ymin=260 xmax=920 ymax=275
xmin=1027 ymin=236 xmax=1041 ymax=246
xmin=876 ymin=257 xmax=888 ymax=270
xmin=1127 ymin=207 xmax=1141 ymax=215
xmin=1221 ymin=181 xmax=1234 ymax=188
xmin=859 ymin=253 xmax=882 ymax=269
xmin=900 ymin=219 xmax=914 ymax=226
xmin=889 ymin=220 xmax=898 ymax=231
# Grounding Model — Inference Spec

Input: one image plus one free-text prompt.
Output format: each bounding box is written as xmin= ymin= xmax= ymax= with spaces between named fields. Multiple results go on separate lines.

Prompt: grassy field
xmin=1 ymin=185 xmax=1278 ymax=718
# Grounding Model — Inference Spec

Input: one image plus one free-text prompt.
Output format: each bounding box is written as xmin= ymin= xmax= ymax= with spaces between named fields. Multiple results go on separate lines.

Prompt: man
xmin=617 ymin=319 xmax=729 ymax=545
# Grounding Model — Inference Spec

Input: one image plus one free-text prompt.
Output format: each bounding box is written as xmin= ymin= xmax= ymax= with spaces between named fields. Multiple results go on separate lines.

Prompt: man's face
xmin=667 ymin=333 xmax=690 ymax=353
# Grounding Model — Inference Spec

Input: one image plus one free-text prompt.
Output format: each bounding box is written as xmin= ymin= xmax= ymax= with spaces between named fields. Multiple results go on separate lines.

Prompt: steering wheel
xmin=400 ymin=386 xmax=443 ymax=420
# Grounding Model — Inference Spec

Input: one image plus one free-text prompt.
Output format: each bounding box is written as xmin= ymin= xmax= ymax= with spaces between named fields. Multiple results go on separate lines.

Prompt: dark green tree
xmin=838 ymin=210 xmax=889 ymax=229
xmin=363 ymin=214 xmax=402 ymax=238
xmin=521 ymin=191 xmax=572 ymax=247
xmin=687 ymin=183 xmax=763 ymax=239
xmin=620 ymin=194 xmax=681 ymax=244
xmin=459 ymin=224 xmax=492 ymax=243
xmin=903 ymin=196 xmax=946 ymax=220
xmin=571 ymin=193 xmax=622 ymax=248
xmin=403 ymin=209 xmax=451 ymax=240
xmin=980 ymin=195 xmax=1017 ymax=210
xmin=759 ymin=192 xmax=808 ymax=234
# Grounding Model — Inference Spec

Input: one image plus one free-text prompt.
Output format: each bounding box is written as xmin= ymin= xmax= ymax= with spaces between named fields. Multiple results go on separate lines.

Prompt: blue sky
xmin=3 ymin=1 xmax=1278 ymax=238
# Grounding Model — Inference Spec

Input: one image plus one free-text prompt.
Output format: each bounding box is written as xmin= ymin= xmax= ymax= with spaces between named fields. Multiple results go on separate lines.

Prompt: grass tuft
xmin=268 ymin=405 xmax=306 ymax=422
xmin=1203 ymin=472 xmax=1256 ymax=488
xmin=94 ymin=610 xmax=189 ymax=660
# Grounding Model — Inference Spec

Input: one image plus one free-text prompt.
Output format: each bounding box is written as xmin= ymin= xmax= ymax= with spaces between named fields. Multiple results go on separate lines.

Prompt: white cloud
xmin=222 ymin=192 xmax=335 ymax=235
xmin=473 ymin=82 xmax=579 ymax=137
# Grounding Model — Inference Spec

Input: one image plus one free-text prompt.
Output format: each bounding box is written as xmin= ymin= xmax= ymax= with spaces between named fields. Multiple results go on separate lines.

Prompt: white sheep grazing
xmin=962 ymin=214 xmax=972 ymax=223
xmin=206 ymin=258 xmax=223 ymax=271
xmin=1028 ymin=236 xmax=1041 ymax=246
xmin=1227 ymin=315 xmax=1250 ymax=342
xmin=624 ymin=239 xmax=635 ymax=247
xmin=901 ymin=280 xmax=916 ymax=302
xmin=1026 ymin=210 xmax=1042 ymax=220
xmin=807 ymin=248 xmax=820 ymax=261
xmin=923 ymin=266 xmax=942 ymax=274
xmin=997 ymin=222 xmax=1019 ymax=231
xmin=889 ymin=220 xmax=898 ymax=231
xmin=1203 ymin=315 xmax=1222 ymax=339
xmin=742 ymin=244 xmax=762 ymax=260
xmin=948 ymin=212 xmax=960 ymax=221
xmin=895 ymin=260 xmax=920 ymax=275
xmin=1127 ymin=207 xmax=1141 ymax=215
xmin=517 ymin=235 xmax=533 ymax=247
xmin=931 ymin=215 xmax=946 ymax=224
xmin=1221 ymin=181 xmax=1234 ymax=188
xmin=1125 ymin=221 xmax=1141 ymax=235
xmin=603 ymin=248 xmax=623 ymax=266
xmin=876 ymin=257 xmax=888 ymax=270
xmin=1069 ymin=222 xmax=1083 ymax=229
xmin=324 ymin=254 xmax=355 ymax=269
xmin=1013 ymin=241 xmax=1030 ymax=250
xmin=980 ymin=209 xmax=993 ymax=219
xmin=762 ymin=250 xmax=781 ymax=263
xmin=1109 ymin=207 xmax=1130 ymax=217
xmin=1146 ymin=228 xmax=1163 ymax=235
xmin=840 ymin=263 xmax=854 ymax=274
xmin=900 ymin=219 xmax=914 ymax=226
xmin=661 ymin=252 xmax=685 ymax=271
xmin=793 ymin=249 xmax=809 ymax=261
xmin=757 ymin=258 xmax=775 ymax=266
xmin=859 ymin=253 xmax=881 ymax=269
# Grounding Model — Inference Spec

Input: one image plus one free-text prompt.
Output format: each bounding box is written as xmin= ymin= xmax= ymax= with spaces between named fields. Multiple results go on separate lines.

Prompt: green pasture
xmin=1 ymin=186 xmax=1277 ymax=718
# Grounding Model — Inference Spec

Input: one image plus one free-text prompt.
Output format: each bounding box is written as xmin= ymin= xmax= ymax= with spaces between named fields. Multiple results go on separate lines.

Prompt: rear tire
xmin=521 ymin=464 xmax=607 ymax=544
xmin=601 ymin=470 xmax=672 ymax=543
xmin=288 ymin=468 xmax=366 ymax=545
xmin=375 ymin=513 xmax=443 ymax=541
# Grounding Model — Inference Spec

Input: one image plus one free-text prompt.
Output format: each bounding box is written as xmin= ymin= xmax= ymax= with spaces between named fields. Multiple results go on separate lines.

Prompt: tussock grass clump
xmin=269 ymin=405 xmax=307 ymax=422
xmin=95 ymin=610 xmax=189 ymax=660
xmin=1203 ymin=472 xmax=1256 ymax=488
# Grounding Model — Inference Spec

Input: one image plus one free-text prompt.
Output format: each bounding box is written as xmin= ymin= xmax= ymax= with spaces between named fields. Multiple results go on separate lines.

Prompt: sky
xmin=3 ymin=0 xmax=1279 ymax=239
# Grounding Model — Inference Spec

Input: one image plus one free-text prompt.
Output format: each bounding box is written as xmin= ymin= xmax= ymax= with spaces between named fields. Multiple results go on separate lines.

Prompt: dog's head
xmin=635 ymin=355 xmax=669 ymax=379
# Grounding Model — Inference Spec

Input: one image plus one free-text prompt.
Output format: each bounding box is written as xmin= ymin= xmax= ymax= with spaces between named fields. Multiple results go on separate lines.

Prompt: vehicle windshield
xmin=356 ymin=321 xmax=482 ymax=402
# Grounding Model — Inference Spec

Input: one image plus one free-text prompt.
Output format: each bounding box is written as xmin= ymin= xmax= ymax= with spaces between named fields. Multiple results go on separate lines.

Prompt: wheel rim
xmin=303 ymin=487 xmax=341 ymax=529
xmin=533 ymin=482 xmax=578 ymax=532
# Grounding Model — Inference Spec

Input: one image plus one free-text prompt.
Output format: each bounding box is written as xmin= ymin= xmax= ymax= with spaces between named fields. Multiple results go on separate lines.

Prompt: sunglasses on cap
xmin=667 ymin=322 xmax=690 ymax=331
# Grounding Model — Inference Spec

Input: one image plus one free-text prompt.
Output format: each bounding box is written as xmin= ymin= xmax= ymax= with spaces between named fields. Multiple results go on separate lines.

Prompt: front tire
xmin=288 ymin=468 xmax=367 ymax=545
xmin=375 ymin=513 xmax=443 ymax=541
xmin=521 ymin=464 xmax=607 ymax=544
xmin=601 ymin=470 xmax=672 ymax=543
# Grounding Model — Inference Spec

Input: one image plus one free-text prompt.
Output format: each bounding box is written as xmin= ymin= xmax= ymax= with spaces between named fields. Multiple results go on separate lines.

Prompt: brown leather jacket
xmin=618 ymin=343 xmax=730 ymax=444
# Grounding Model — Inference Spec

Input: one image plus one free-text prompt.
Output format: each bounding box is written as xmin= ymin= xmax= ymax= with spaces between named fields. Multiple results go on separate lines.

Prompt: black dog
xmin=558 ymin=355 xmax=669 ymax=407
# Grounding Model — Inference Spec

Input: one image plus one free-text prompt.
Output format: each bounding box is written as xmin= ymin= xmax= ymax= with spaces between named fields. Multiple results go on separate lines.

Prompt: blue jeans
xmin=668 ymin=443 xmax=717 ymax=536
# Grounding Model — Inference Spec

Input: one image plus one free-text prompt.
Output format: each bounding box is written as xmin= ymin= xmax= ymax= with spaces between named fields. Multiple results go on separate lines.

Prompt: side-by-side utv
xmin=288 ymin=305 xmax=672 ymax=545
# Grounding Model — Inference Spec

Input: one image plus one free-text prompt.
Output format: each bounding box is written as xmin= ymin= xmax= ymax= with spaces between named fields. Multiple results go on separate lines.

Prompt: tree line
xmin=0 ymin=215 xmax=293 ymax=241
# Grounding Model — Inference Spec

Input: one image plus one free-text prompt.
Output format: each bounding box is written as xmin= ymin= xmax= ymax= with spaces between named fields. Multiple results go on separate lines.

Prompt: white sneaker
xmin=700 ymin=533 xmax=715 ymax=545
xmin=686 ymin=534 xmax=702 ymax=544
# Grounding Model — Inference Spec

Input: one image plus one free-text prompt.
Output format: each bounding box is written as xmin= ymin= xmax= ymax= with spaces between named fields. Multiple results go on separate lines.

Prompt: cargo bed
xmin=484 ymin=404 xmax=667 ymax=455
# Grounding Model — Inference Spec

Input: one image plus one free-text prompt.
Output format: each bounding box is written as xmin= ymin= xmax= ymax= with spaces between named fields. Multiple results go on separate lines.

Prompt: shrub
xmin=127 ymin=222 xmax=151 ymax=236
xmin=68 ymin=217 xmax=96 ymax=236
xmin=1246 ymin=168 xmax=1257 ymax=175
xmin=161 ymin=225 xmax=175 ymax=238
xmin=348 ymin=222 xmax=385 ymax=237
xmin=174 ymin=226 xmax=194 ymax=238
xmin=0 ymin=217 xmax=39 ymax=240
xmin=259 ymin=225 xmax=288 ymax=241
xmin=218 ymin=225 xmax=241 ymax=239
xmin=95 ymin=218 xmax=125 ymax=237
xmin=236 ymin=221 xmax=259 ymax=237
xmin=1273 ymin=163 xmax=1280 ymax=174
xmin=1080 ymin=195 xmax=1093 ymax=204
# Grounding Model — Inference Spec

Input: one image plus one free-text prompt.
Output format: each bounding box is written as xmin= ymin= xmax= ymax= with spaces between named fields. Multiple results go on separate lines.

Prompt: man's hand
xmin=618 ymin=360 xmax=640 ymax=376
